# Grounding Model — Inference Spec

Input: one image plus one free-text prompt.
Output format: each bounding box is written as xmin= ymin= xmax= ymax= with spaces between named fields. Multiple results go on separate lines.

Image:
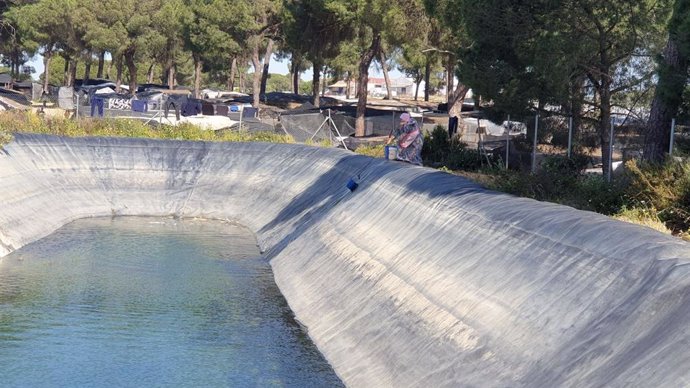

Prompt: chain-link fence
xmin=452 ymin=114 xmax=653 ymax=180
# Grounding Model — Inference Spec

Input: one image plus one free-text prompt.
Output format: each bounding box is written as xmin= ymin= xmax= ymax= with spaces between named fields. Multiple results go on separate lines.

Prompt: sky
xmin=26 ymin=53 xmax=403 ymax=82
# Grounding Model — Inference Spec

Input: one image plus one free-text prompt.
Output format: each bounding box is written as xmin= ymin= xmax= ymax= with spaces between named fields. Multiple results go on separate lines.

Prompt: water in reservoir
xmin=0 ymin=217 xmax=343 ymax=387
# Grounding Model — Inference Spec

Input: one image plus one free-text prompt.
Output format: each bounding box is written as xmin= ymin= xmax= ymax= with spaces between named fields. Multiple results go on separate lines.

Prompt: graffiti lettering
xmin=108 ymin=98 xmax=132 ymax=110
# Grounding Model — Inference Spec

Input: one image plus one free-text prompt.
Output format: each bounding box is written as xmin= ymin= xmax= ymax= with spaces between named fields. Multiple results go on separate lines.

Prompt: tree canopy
xmin=0 ymin=0 xmax=687 ymax=162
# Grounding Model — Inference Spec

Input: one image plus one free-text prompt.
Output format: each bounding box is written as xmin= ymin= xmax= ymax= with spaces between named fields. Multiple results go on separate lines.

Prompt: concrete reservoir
xmin=1 ymin=133 xmax=690 ymax=387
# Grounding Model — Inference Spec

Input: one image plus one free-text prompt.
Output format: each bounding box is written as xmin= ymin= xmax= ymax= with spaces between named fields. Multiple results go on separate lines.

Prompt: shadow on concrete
xmin=259 ymin=154 xmax=375 ymax=259
xmin=403 ymin=170 xmax=490 ymax=199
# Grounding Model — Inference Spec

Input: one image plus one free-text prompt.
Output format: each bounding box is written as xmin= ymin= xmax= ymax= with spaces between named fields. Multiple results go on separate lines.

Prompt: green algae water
xmin=0 ymin=217 xmax=342 ymax=387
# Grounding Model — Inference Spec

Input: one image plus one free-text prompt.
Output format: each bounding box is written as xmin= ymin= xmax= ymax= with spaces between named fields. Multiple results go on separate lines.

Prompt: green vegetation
xmin=422 ymin=125 xmax=490 ymax=171
xmin=420 ymin=124 xmax=690 ymax=239
xmin=1 ymin=111 xmax=689 ymax=239
xmin=354 ymin=144 xmax=385 ymax=158
xmin=0 ymin=111 xmax=292 ymax=145
xmin=621 ymin=159 xmax=690 ymax=238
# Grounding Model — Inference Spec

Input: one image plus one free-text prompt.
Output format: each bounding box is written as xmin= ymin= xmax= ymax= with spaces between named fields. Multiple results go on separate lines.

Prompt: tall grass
xmin=620 ymin=159 xmax=690 ymax=238
xmin=0 ymin=111 xmax=293 ymax=145
xmin=354 ymin=144 xmax=385 ymax=158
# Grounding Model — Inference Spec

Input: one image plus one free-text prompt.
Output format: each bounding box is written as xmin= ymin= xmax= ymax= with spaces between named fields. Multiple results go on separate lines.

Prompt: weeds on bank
xmin=620 ymin=159 xmax=690 ymax=238
xmin=614 ymin=207 xmax=672 ymax=235
xmin=421 ymin=123 xmax=690 ymax=238
xmin=0 ymin=111 xmax=293 ymax=145
xmin=355 ymin=144 xmax=385 ymax=158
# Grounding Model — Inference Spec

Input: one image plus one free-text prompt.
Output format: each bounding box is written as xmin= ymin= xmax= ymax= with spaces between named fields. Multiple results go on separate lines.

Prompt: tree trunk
xmin=346 ymin=72 xmax=351 ymax=99
xmin=446 ymin=54 xmax=467 ymax=134
xmin=251 ymin=43 xmax=262 ymax=108
xmin=448 ymin=82 xmax=470 ymax=133
xmin=106 ymin=57 xmax=113 ymax=80
xmin=193 ymin=56 xmax=202 ymax=98
xmin=290 ymin=56 xmax=300 ymax=94
xmin=11 ymin=48 xmax=19 ymax=77
xmin=322 ymin=66 xmax=328 ymax=96
xmin=97 ymin=51 xmax=105 ymax=79
xmin=414 ymin=72 xmax=422 ymax=101
xmin=569 ymin=75 xmax=586 ymax=148
xmin=9 ymin=50 xmax=15 ymax=77
xmin=42 ymin=50 xmax=52 ymax=94
xmin=292 ymin=69 xmax=300 ymax=94
xmin=379 ymin=49 xmax=392 ymax=99
xmin=68 ymin=58 xmax=77 ymax=87
xmin=260 ymin=38 xmax=274 ymax=98
xmin=62 ymin=55 xmax=70 ymax=86
xmin=163 ymin=40 xmax=174 ymax=86
xmin=312 ymin=62 xmax=322 ymax=107
xmin=355 ymin=73 xmax=359 ymax=98
xmin=167 ymin=64 xmax=176 ymax=89
xmin=599 ymin=74 xmax=613 ymax=177
xmin=644 ymin=38 xmax=688 ymax=163
xmin=115 ymin=55 xmax=123 ymax=93
xmin=124 ymin=48 xmax=137 ymax=95
xmin=424 ymin=56 xmax=431 ymax=102
xmin=445 ymin=55 xmax=453 ymax=102
xmin=228 ymin=57 xmax=237 ymax=91
xmin=239 ymin=71 xmax=244 ymax=93
xmin=147 ymin=63 xmax=155 ymax=84
xmin=84 ymin=54 xmax=92 ymax=82
xmin=355 ymin=33 xmax=381 ymax=137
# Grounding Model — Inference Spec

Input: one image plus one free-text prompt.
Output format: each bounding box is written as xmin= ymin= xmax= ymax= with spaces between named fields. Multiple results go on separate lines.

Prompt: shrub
xmin=421 ymin=124 xmax=492 ymax=170
xmin=673 ymin=134 xmax=690 ymax=157
xmin=485 ymin=169 xmax=539 ymax=199
xmin=422 ymin=125 xmax=451 ymax=164
xmin=445 ymin=143 xmax=485 ymax=170
xmin=486 ymin=161 xmax=624 ymax=214
xmin=622 ymin=159 xmax=690 ymax=233
xmin=565 ymin=174 xmax=625 ymax=214
xmin=622 ymin=159 xmax=690 ymax=209
xmin=535 ymin=155 xmax=580 ymax=197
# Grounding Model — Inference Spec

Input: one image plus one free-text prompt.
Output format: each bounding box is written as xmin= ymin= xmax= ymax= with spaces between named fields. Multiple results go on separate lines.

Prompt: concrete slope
xmin=1 ymin=133 xmax=690 ymax=387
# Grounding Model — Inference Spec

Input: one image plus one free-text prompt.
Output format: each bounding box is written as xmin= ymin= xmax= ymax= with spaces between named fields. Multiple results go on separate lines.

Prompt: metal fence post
xmin=670 ymin=118 xmax=676 ymax=156
xmin=421 ymin=110 xmax=425 ymax=135
xmin=531 ymin=115 xmax=539 ymax=173
xmin=505 ymin=115 xmax=510 ymax=170
xmin=392 ymin=111 xmax=396 ymax=135
xmin=607 ymin=117 xmax=614 ymax=183
xmin=567 ymin=116 xmax=573 ymax=158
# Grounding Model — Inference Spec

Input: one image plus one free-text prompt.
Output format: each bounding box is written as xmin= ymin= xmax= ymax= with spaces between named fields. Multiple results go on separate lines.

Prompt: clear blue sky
xmin=27 ymin=53 xmax=403 ymax=82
